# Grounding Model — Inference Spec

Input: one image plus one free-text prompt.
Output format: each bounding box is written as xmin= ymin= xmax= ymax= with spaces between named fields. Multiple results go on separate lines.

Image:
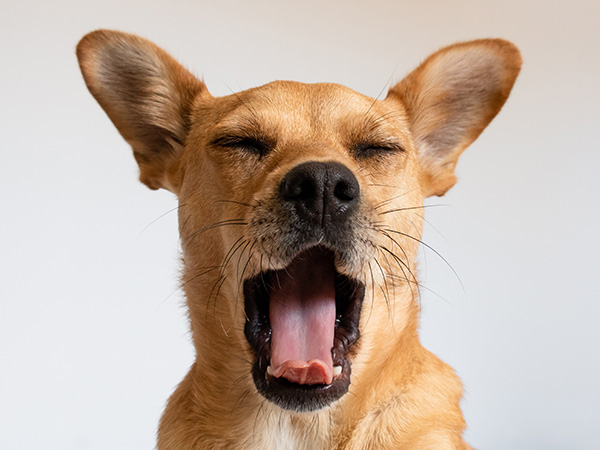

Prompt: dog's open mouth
xmin=244 ymin=245 xmax=365 ymax=411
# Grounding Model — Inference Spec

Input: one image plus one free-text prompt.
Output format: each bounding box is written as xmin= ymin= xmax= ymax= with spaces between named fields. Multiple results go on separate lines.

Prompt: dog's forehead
xmin=204 ymin=80 xmax=409 ymax=143
xmin=245 ymin=80 xmax=374 ymax=111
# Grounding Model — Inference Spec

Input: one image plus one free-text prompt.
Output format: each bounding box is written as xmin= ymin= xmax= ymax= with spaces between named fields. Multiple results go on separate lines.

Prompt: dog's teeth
xmin=333 ymin=366 xmax=342 ymax=377
xmin=266 ymin=366 xmax=273 ymax=377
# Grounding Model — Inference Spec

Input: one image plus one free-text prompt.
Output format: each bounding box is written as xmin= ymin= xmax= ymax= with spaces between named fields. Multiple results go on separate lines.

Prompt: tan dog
xmin=77 ymin=30 xmax=521 ymax=449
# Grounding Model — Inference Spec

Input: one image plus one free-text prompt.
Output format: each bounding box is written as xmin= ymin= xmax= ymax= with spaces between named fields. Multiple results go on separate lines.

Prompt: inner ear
xmin=387 ymin=39 xmax=522 ymax=197
xmin=77 ymin=30 xmax=210 ymax=192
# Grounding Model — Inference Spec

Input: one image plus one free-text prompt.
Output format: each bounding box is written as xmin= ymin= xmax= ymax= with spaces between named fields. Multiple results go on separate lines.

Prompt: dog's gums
xmin=244 ymin=246 xmax=365 ymax=411
xmin=77 ymin=29 xmax=521 ymax=449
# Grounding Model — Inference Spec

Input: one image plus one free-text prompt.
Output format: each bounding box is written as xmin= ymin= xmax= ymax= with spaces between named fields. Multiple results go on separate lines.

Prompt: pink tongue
xmin=269 ymin=249 xmax=336 ymax=385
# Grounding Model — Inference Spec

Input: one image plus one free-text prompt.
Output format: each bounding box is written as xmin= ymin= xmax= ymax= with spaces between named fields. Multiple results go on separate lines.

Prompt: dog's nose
xmin=279 ymin=161 xmax=360 ymax=227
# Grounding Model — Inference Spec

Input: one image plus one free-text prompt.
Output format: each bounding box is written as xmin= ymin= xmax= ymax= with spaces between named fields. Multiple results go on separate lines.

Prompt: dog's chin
xmin=243 ymin=245 xmax=365 ymax=412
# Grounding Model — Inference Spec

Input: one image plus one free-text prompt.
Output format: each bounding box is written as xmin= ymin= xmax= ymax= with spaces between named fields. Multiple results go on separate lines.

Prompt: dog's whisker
xmin=237 ymin=241 xmax=257 ymax=322
xmin=232 ymin=239 xmax=253 ymax=319
xmin=179 ymin=213 xmax=193 ymax=235
xmin=376 ymin=252 xmax=400 ymax=335
xmin=369 ymin=107 xmax=405 ymax=122
xmin=230 ymin=373 xmax=249 ymax=391
xmin=229 ymin=352 xmax=254 ymax=367
xmin=372 ymin=257 xmax=392 ymax=322
xmin=205 ymin=242 xmax=239 ymax=321
xmin=363 ymin=58 xmax=401 ymax=117
xmin=221 ymin=79 xmax=261 ymax=122
xmin=137 ymin=202 xmax=187 ymax=237
xmin=253 ymin=400 xmax=266 ymax=436
xmin=371 ymin=186 xmax=421 ymax=209
xmin=384 ymin=228 xmax=465 ymax=297
xmin=370 ymin=109 xmax=406 ymax=125
xmin=234 ymin=240 xmax=252 ymax=284
xmin=214 ymin=199 xmax=256 ymax=209
xmin=385 ymin=272 xmax=453 ymax=305
xmin=153 ymin=265 xmax=220 ymax=312
xmin=422 ymin=216 xmax=451 ymax=243
xmin=211 ymin=237 xmax=249 ymax=332
xmin=377 ymin=203 xmax=448 ymax=215
xmin=277 ymin=409 xmax=284 ymax=434
xmin=366 ymin=183 xmax=404 ymax=189
xmin=379 ymin=244 xmax=419 ymax=305
xmin=373 ymin=193 xmax=412 ymax=210
xmin=363 ymin=261 xmax=377 ymax=329
xmin=230 ymin=387 xmax=252 ymax=417
xmin=265 ymin=405 xmax=275 ymax=433
xmin=377 ymin=229 xmax=419 ymax=289
xmin=184 ymin=219 xmax=248 ymax=247
xmin=209 ymin=275 xmax=229 ymax=333
xmin=308 ymin=412 xmax=319 ymax=437
xmin=378 ymin=247 xmax=397 ymax=317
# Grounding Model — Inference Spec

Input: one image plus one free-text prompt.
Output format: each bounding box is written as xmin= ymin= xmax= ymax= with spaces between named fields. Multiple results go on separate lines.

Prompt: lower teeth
xmin=264 ymin=365 xmax=343 ymax=379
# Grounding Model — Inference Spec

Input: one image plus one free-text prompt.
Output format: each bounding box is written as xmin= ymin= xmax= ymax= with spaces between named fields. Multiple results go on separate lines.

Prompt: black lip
xmin=243 ymin=248 xmax=365 ymax=412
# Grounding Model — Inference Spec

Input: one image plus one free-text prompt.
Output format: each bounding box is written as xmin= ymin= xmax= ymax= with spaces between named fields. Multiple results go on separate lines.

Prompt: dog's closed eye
xmin=210 ymin=134 xmax=273 ymax=157
xmin=352 ymin=141 xmax=405 ymax=159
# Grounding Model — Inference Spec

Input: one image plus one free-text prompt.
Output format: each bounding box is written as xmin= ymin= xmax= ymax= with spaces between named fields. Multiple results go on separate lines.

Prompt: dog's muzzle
xmin=244 ymin=161 xmax=366 ymax=411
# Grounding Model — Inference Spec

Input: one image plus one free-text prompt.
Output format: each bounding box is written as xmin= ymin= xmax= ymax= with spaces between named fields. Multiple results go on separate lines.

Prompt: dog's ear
xmin=76 ymin=30 xmax=209 ymax=192
xmin=387 ymin=39 xmax=522 ymax=197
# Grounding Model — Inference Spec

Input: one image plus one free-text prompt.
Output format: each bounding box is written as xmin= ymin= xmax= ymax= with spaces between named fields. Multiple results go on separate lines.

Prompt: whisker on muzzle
xmin=377 ymin=203 xmax=448 ymax=214
xmin=153 ymin=265 xmax=220 ymax=312
xmin=382 ymin=228 xmax=465 ymax=296
xmin=138 ymin=202 xmax=187 ymax=237
xmin=183 ymin=219 xmax=248 ymax=247
xmin=206 ymin=236 xmax=249 ymax=330
xmin=214 ymin=199 xmax=257 ymax=209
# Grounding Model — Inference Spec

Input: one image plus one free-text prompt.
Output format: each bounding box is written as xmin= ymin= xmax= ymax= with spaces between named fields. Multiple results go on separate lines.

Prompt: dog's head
xmin=77 ymin=31 xmax=520 ymax=412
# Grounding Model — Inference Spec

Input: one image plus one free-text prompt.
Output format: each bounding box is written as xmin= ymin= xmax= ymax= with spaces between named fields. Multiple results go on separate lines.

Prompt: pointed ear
xmin=387 ymin=39 xmax=522 ymax=197
xmin=76 ymin=30 xmax=210 ymax=192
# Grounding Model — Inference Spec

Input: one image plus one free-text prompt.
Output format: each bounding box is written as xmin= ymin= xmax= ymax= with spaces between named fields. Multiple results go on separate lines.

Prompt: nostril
xmin=282 ymin=177 xmax=316 ymax=201
xmin=333 ymin=180 xmax=358 ymax=202
xmin=297 ymin=179 xmax=316 ymax=200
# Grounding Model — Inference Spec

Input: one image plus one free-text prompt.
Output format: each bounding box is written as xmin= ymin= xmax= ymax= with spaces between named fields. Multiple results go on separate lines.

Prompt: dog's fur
xmin=77 ymin=30 xmax=521 ymax=449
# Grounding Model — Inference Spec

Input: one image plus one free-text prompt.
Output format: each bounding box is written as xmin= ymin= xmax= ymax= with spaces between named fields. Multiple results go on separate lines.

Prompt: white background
xmin=1 ymin=1 xmax=599 ymax=449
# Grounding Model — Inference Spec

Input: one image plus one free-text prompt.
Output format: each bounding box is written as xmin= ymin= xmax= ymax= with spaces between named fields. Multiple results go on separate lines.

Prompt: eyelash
xmin=211 ymin=136 xmax=403 ymax=159
xmin=353 ymin=142 xmax=405 ymax=158
xmin=211 ymin=136 xmax=271 ymax=157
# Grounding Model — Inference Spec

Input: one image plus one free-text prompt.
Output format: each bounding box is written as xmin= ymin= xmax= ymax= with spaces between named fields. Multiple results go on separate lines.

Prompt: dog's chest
xmin=263 ymin=420 xmax=329 ymax=450
xmin=272 ymin=428 xmax=303 ymax=450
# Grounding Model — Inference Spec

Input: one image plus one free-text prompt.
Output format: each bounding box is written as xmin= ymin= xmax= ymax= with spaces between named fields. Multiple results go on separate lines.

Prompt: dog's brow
xmin=212 ymin=123 xmax=273 ymax=142
xmin=212 ymin=114 xmax=269 ymax=137
xmin=346 ymin=114 xmax=408 ymax=151
xmin=209 ymin=117 xmax=278 ymax=154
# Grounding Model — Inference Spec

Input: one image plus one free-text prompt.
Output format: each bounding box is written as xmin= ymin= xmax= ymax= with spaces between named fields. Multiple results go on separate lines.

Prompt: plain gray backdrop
xmin=1 ymin=1 xmax=599 ymax=449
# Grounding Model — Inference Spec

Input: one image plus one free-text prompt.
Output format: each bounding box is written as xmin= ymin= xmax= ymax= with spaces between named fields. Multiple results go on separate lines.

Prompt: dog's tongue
xmin=269 ymin=249 xmax=336 ymax=385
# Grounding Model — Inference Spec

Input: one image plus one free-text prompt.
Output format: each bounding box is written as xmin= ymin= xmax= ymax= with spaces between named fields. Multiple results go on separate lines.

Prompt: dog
xmin=77 ymin=30 xmax=521 ymax=449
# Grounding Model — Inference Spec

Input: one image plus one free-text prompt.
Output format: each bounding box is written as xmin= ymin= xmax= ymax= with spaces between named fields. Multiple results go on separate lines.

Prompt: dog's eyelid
xmin=210 ymin=134 xmax=273 ymax=156
xmin=352 ymin=140 xmax=405 ymax=157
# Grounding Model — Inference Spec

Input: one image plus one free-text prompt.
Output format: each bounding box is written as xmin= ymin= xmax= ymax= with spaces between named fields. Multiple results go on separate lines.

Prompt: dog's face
xmin=180 ymin=82 xmax=423 ymax=410
xmin=77 ymin=31 xmax=521 ymax=412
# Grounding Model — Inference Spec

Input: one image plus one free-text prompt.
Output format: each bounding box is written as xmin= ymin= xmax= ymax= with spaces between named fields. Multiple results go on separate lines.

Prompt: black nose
xmin=279 ymin=161 xmax=360 ymax=227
